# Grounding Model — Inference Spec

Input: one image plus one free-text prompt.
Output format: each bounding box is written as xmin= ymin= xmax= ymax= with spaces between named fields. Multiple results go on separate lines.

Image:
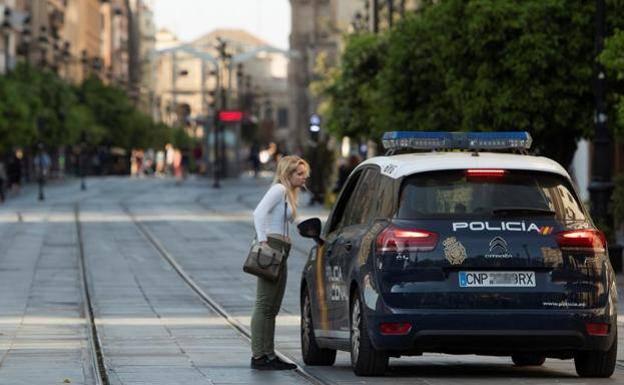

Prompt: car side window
xmin=326 ymin=170 xmax=362 ymax=235
xmin=345 ymin=168 xmax=381 ymax=226
xmin=341 ymin=168 xmax=380 ymax=227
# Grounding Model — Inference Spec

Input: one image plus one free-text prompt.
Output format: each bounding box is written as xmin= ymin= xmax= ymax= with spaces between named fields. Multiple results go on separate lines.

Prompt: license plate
xmin=459 ymin=271 xmax=536 ymax=288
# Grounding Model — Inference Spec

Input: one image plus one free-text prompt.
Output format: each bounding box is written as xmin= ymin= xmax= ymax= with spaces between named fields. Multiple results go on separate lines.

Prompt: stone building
xmin=288 ymin=1 xmax=426 ymax=150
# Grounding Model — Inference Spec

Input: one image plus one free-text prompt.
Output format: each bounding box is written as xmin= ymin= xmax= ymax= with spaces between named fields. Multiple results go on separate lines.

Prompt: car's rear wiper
xmin=491 ymin=207 xmax=556 ymax=216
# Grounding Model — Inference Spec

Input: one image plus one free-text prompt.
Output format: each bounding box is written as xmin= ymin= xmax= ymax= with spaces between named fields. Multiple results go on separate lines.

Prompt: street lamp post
xmin=80 ymin=131 xmax=87 ymax=191
xmin=213 ymin=37 xmax=230 ymax=188
xmin=372 ymin=0 xmax=379 ymax=33
xmin=81 ymin=49 xmax=89 ymax=80
xmin=61 ymin=41 xmax=70 ymax=79
xmin=38 ymin=26 xmax=48 ymax=67
xmin=589 ymin=0 xmax=612 ymax=225
xmin=2 ymin=7 xmax=12 ymax=73
xmin=18 ymin=16 xmax=30 ymax=66
xmin=36 ymin=142 xmax=45 ymax=201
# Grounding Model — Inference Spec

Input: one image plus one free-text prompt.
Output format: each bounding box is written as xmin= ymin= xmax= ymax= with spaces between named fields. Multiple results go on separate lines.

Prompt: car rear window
xmin=397 ymin=170 xmax=587 ymax=221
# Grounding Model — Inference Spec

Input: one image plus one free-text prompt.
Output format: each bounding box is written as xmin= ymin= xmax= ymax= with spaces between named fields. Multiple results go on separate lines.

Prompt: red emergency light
xmin=218 ymin=110 xmax=243 ymax=122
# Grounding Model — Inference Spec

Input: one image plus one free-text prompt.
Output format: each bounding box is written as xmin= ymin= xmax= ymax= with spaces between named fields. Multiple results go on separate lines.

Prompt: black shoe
xmin=251 ymin=355 xmax=271 ymax=370
xmin=267 ymin=356 xmax=297 ymax=370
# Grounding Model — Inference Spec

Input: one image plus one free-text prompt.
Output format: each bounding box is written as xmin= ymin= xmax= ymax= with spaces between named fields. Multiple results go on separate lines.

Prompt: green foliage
xmin=0 ymin=65 xmax=172 ymax=153
xmin=324 ymin=0 xmax=624 ymax=167
xmin=0 ymin=74 xmax=37 ymax=152
xmin=600 ymin=29 xmax=624 ymax=137
xmin=315 ymin=33 xmax=385 ymax=141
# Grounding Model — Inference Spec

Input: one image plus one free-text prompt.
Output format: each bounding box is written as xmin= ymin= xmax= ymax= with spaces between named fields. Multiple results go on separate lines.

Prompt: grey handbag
xmin=243 ymin=201 xmax=291 ymax=282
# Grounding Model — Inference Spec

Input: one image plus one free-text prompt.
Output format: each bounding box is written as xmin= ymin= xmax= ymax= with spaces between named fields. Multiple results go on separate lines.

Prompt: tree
xmin=325 ymin=0 xmax=624 ymax=167
xmin=600 ymin=29 xmax=624 ymax=136
xmin=0 ymin=74 xmax=37 ymax=152
xmin=314 ymin=34 xmax=385 ymax=141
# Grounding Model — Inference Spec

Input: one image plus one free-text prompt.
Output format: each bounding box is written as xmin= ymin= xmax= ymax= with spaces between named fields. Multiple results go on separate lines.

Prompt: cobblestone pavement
xmin=0 ymin=175 xmax=621 ymax=385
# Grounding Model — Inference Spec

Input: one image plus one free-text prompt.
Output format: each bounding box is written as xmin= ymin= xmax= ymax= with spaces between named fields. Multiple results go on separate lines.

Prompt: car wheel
xmin=511 ymin=353 xmax=545 ymax=366
xmin=301 ymin=290 xmax=336 ymax=366
xmin=574 ymin=332 xmax=617 ymax=378
xmin=350 ymin=290 xmax=388 ymax=376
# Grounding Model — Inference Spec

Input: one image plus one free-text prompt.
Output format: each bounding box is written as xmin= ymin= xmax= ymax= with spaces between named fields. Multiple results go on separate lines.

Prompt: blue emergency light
xmin=382 ymin=131 xmax=532 ymax=151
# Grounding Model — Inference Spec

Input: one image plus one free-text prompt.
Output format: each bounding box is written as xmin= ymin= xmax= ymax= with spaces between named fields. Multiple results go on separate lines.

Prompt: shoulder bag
xmin=243 ymin=200 xmax=291 ymax=282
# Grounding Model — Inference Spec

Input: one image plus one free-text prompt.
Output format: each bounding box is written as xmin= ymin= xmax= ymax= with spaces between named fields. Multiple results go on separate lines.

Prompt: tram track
xmin=119 ymin=202 xmax=335 ymax=385
xmin=75 ymin=204 xmax=109 ymax=385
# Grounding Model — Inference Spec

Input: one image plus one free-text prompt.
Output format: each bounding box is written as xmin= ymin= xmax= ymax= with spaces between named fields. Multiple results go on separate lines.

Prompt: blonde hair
xmin=274 ymin=155 xmax=310 ymax=218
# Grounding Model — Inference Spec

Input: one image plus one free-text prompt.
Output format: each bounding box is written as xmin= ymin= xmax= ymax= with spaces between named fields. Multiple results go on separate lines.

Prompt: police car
xmin=297 ymin=132 xmax=618 ymax=377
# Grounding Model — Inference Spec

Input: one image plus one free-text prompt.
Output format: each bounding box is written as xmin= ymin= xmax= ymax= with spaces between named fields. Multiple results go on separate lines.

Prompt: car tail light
xmin=585 ymin=322 xmax=610 ymax=336
xmin=465 ymin=169 xmax=506 ymax=178
xmin=555 ymin=229 xmax=606 ymax=252
xmin=380 ymin=322 xmax=412 ymax=335
xmin=376 ymin=225 xmax=438 ymax=253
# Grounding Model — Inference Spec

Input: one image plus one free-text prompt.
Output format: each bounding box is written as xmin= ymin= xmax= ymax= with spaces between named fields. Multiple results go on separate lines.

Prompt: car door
xmin=332 ymin=167 xmax=382 ymax=332
xmin=318 ymin=169 xmax=363 ymax=339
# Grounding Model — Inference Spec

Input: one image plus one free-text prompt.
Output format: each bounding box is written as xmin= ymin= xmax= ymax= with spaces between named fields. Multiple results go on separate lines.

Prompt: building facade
xmin=0 ymin=0 xmax=149 ymax=89
xmin=100 ymin=0 xmax=129 ymax=85
xmin=154 ymin=28 xmax=290 ymax=139
xmin=288 ymin=0 xmax=425 ymax=151
xmin=289 ymin=0 xmax=361 ymax=150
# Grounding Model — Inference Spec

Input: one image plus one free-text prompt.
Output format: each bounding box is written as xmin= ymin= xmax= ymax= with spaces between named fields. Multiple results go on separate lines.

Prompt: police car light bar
xmin=382 ymin=131 xmax=532 ymax=151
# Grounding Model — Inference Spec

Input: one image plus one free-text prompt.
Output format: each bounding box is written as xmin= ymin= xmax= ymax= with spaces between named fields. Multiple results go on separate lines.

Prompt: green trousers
xmin=250 ymin=262 xmax=287 ymax=358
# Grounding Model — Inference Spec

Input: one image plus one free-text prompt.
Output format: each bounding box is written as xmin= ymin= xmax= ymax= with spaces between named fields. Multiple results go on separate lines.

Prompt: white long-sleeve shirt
xmin=253 ymin=183 xmax=293 ymax=242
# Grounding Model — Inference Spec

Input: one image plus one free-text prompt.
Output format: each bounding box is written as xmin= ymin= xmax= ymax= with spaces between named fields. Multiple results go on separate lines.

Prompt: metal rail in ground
xmin=121 ymin=203 xmax=334 ymax=385
xmin=75 ymin=204 xmax=110 ymax=385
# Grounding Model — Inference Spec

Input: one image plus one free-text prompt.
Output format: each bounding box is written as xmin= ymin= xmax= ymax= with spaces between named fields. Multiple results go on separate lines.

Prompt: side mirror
xmin=297 ymin=217 xmax=324 ymax=246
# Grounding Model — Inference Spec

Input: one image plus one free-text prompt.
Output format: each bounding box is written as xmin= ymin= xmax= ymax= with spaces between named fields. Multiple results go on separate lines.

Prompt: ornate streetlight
xmin=17 ymin=14 xmax=30 ymax=65
xmin=2 ymin=6 xmax=12 ymax=73
xmin=80 ymin=131 xmax=87 ymax=191
xmin=37 ymin=26 xmax=48 ymax=67
xmin=80 ymin=49 xmax=89 ymax=80
xmin=61 ymin=41 xmax=70 ymax=79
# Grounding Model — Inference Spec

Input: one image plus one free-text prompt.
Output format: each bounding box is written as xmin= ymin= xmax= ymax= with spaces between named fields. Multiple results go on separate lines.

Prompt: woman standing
xmin=251 ymin=155 xmax=310 ymax=370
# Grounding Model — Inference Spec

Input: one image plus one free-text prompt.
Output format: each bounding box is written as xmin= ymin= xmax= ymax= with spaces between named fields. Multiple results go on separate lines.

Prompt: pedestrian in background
xmin=250 ymin=155 xmax=310 ymax=370
xmin=333 ymin=154 xmax=361 ymax=195
xmin=7 ymin=150 xmax=22 ymax=194
xmin=0 ymin=160 xmax=7 ymax=203
xmin=249 ymin=142 xmax=261 ymax=178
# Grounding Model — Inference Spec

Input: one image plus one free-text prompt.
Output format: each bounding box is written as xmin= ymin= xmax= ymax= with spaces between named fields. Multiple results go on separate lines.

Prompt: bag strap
xmin=283 ymin=196 xmax=289 ymax=237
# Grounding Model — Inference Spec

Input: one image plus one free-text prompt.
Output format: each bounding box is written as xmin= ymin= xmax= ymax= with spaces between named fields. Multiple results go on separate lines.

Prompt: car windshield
xmin=396 ymin=170 xmax=586 ymax=221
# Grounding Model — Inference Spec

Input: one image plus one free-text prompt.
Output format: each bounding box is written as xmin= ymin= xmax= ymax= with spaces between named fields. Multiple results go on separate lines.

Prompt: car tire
xmin=574 ymin=332 xmax=617 ymax=378
xmin=350 ymin=290 xmax=388 ymax=376
xmin=301 ymin=290 xmax=336 ymax=366
xmin=511 ymin=353 xmax=546 ymax=366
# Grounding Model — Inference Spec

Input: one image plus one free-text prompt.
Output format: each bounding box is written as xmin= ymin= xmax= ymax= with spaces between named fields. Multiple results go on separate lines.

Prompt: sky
xmin=153 ymin=0 xmax=291 ymax=49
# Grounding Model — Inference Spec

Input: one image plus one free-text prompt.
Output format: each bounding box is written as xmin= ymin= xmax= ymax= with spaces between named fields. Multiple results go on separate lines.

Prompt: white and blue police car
xmin=297 ymin=131 xmax=618 ymax=377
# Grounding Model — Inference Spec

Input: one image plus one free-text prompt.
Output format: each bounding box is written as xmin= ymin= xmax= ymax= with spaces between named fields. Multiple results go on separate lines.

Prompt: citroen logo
xmin=486 ymin=236 xmax=512 ymax=258
xmin=489 ymin=236 xmax=508 ymax=253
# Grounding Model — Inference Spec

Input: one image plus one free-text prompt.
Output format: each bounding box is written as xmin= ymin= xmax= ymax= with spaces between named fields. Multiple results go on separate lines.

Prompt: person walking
xmin=250 ymin=155 xmax=310 ymax=370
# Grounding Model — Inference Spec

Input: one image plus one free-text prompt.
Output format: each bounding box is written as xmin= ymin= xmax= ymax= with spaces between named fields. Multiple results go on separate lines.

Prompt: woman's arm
xmin=253 ymin=184 xmax=285 ymax=242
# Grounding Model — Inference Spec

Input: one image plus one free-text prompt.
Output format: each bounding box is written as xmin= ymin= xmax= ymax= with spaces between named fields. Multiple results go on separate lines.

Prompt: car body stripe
xmin=315 ymin=244 xmax=329 ymax=331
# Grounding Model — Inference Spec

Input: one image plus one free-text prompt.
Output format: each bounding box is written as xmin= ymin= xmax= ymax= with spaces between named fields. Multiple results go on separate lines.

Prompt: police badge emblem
xmin=443 ymin=237 xmax=467 ymax=265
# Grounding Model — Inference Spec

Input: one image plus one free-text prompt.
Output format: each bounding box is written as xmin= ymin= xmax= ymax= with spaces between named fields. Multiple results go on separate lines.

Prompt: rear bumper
xmin=366 ymin=310 xmax=617 ymax=356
